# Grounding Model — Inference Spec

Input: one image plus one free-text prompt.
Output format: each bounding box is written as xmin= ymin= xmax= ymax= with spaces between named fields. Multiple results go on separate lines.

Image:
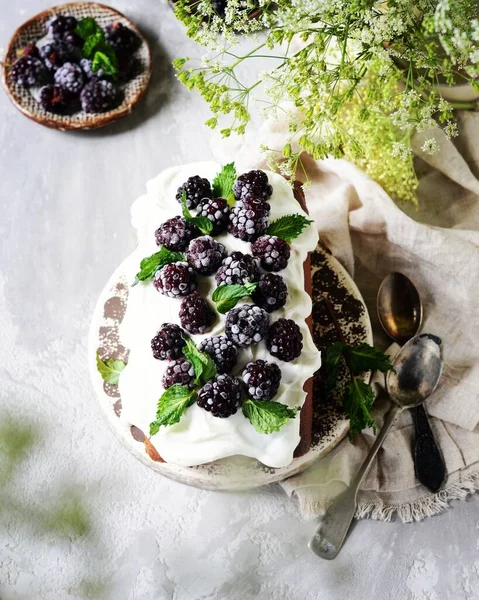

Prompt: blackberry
xmin=179 ymin=291 xmax=216 ymax=334
xmin=186 ymin=236 xmax=226 ymax=276
xmin=11 ymin=56 xmax=49 ymax=87
xmin=39 ymin=85 xmax=69 ymax=114
xmin=79 ymin=58 xmax=104 ymax=81
xmin=54 ymin=62 xmax=85 ymax=94
xmin=105 ymin=22 xmax=141 ymax=55
xmin=267 ymin=319 xmax=303 ymax=362
xmin=62 ymin=31 xmax=84 ymax=47
xmin=225 ymin=304 xmax=269 ymax=347
xmin=176 ymin=176 xmax=212 ymax=209
xmin=154 ymin=262 xmax=196 ymax=298
xmin=22 ymin=43 xmax=40 ymax=58
xmin=151 ymin=323 xmax=186 ymax=360
xmin=252 ymin=273 xmax=288 ymax=313
xmin=196 ymin=197 xmax=230 ymax=235
xmin=228 ymin=199 xmax=269 ymax=241
xmin=242 ymin=359 xmax=282 ymax=401
xmin=197 ymin=374 xmax=242 ymax=418
xmin=215 ymin=252 xmax=260 ymax=286
xmin=251 ymin=235 xmax=290 ymax=272
xmin=48 ymin=15 xmax=77 ymax=36
xmin=233 ymin=170 xmax=273 ymax=202
xmin=117 ymin=55 xmax=141 ymax=83
xmin=198 ymin=335 xmax=238 ymax=374
xmin=162 ymin=358 xmax=195 ymax=390
xmin=40 ymin=40 xmax=81 ymax=71
xmin=155 ymin=216 xmax=199 ymax=252
xmin=80 ymin=79 xmax=118 ymax=113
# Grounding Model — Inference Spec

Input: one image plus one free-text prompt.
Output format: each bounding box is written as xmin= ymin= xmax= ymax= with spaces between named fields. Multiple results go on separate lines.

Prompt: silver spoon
xmin=309 ymin=333 xmax=443 ymax=560
xmin=378 ymin=272 xmax=445 ymax=493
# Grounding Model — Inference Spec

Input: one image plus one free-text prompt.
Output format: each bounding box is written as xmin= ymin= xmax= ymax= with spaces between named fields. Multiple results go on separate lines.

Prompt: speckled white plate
xmin=88 ymin=245 xmax=372 ymax=490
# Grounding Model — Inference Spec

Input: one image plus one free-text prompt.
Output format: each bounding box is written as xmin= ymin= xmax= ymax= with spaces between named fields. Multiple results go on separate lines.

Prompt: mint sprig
xmin=133 ymin=247 xmax=185 ymax=285
xmin=75 ymin=17 xmax=119 ymax=78
xmin=150 ymin=385 xmax=198 ymax=435
xmin=182 ymin=338 xmax=217 ymax=385
xmin=242 ymin=399 xmax=299 ymax=434
xmin=96 ymin=351 xmax=126 ymax=385
xmin=181 ymin=192 xmax=213 ymax=235
xmin=212 ymin=163 xmax=237 ymax=206
xmin=266 ymin=214 xmax=313 ymax=243
xmin=212 ymin=282 xmax=258 ymax=314
xmin=344 ymin=379 xmax=375 ymax=438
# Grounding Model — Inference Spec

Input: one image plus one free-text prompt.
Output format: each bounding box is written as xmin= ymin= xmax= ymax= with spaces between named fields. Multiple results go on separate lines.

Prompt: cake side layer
xmin=118 ymin=162 xmax=322 ymax=468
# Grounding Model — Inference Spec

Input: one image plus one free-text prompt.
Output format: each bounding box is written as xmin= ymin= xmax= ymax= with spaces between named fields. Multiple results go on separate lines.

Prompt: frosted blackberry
xmin=252 ymin=273 xmax=288 ymax=313
xmin=267 ymin=319 xmax=303 ymax=362
xmin=228 ymin=199 xmax=269 ymax=242
xmin=225 ymin=305 xmax=269 ymax=347
xmin=196 ymin=197 xmax=230 ymax=235
xmin=151 ymin=323 xmax=186 ymax=360
xmin=80 ymin=79 xmax=118 ymax=113
xmin=176 ymin=175 xmax=212 ymax=209
xmin=199 ymin=335 xmax=238 ymax=374
xmin=11 ymin=56 xmax=49 ymax=87
xmin=39 ymin=85 xmax=69 ymax=114
xmin=197 ymin=375 xmax=242 ymax=418
xmin=154 ymin=262 xmax=196 ymax=298
xmin=162 ymin=358 xmax=195 ymax=390
xmin=105 ymin=22 xmax=141 ymax=55
xmin=54 ymin=62 xmax=85 ymax=94
xmin=243 ymin=359 xmax=282 ymax=401
xmin=179 ymin=291 xmax=216 ymax=334
xmin=48 ymin=15 xmax=77 ymax=36
xmin=62 ymin=31 xmax=83 ymax=47
xmin=40 ymin=40 xmax=81 ymax=71
xmin=215 ymin=252 xmax=260 ymax=286
xmin=22 ymin=44 xmax=40 ymax=58
xmin=186 ymin=236 xmax=226 ymax=276
xmin=251 ymin=235 xmax=290 ymax=272
xmin=233 ymin=170 xmax=273 ymax=202
xmin=155 ymin=216 xmax=199 ymax=251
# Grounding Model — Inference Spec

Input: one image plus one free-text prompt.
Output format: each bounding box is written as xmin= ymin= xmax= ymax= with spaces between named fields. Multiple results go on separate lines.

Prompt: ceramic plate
xmin=88 ymin=245 xmax=372 ymax=490
xmin=2 ymin=2 xmax=152 ymax=130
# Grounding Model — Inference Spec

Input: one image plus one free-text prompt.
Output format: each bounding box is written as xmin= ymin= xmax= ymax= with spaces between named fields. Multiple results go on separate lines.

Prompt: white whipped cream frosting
xmin=119 ymin=162 xmax=321 ymax=468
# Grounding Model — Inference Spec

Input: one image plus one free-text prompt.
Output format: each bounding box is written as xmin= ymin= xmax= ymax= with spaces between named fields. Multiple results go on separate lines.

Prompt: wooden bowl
xmin=1 ymin=2 xmax=152 ymax=130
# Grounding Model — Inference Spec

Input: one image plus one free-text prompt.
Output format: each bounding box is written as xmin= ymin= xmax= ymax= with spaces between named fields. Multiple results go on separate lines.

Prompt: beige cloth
xmin=214 ymin=111 xmax=479 ymax=522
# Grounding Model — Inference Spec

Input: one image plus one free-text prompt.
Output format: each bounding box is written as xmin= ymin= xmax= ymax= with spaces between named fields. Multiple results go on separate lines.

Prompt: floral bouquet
xmin=173 ymin=0 xmax=479 ymax=203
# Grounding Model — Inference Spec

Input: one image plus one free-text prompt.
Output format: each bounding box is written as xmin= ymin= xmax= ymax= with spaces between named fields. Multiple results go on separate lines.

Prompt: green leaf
xmin=92 ymin=49 xmax=118 ymax=78
xmin=149 ymin=385 xmax=197 ymax=434
xmin=212 ymin=282 xmax=258 ymax=314
xmin=82 ymin=30 xmax=105 ymax=57
xmin=96 ymin=351 xmax=126 ymax=385
xmin=347 ymin=344 xmax=395 ymax=375
xmin=343 ymin=378 xmax=376 ymax=438
xmin=182 ymin=338 xmax=217 ymax=385
xmin=75 ymin=17 xmax=101 ymax=40
xmin=181 ymin=192 xmax=213 ymax=235
xmin=242 ymin=399 xmax=299 ymax=434
xmin=212 ymin=163 xmax=237 ymax=206
xmin=266 ymin=214 xmax=313 ymax=243
xmin=323 ymin=342 xmax=347 ymax=390
xmin=133 ymin=247 xmax=185 ymax=285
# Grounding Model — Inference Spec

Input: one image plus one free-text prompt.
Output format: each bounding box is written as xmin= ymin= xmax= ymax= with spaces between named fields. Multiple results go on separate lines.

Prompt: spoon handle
xmin=309 ymin=403 xmax=401 ymax=559
xmin=412 ymin=405 xmax=445 ymax=493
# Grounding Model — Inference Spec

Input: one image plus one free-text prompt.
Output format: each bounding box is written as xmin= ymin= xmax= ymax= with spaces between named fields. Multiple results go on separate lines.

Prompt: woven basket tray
xmin=1 ymin=2 xmax=152 ymax=130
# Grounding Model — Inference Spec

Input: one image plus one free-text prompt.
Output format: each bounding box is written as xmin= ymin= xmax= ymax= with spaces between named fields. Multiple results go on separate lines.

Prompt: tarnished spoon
xmin=377 ymin=272 xmax=445 ymax=493
xmin=309 ymin=334 xmax=443 ymax=559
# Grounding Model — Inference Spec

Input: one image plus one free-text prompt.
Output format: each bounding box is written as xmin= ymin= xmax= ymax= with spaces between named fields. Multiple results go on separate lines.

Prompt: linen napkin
xmin=212 ymin=110 xmax=479 ymax=522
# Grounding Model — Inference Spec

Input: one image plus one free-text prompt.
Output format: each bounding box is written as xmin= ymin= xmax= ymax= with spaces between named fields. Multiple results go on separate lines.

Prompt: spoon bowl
xmin=377 ymin=272 xmax=423 ymax=344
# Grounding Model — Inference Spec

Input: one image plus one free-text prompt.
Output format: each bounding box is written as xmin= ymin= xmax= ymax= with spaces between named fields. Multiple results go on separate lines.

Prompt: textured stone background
xmin=1 ymin=2 xmax=479 ymax=599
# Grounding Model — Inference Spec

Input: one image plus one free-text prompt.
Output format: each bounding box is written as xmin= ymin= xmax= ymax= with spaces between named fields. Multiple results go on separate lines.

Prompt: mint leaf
xmin=347 ymin=344 xmax=395 ymax=374
xmin=133 ymin=247 xmax=185 ymax=285
xmin=96 ymin=351 xmax=126 ymax=385
xmin=242 ymin=399 xmax=299 ymax=434
xmin=82 ymin=29 xmax=105 ymax=57
xmin=75 ymin=17 xmax=101 ymax=40
xmin=150 ymin=385 xmax=197 ymax=434
xmin=343 ymin=378 xmax=376 ymax=438
xmin=181 ymin=192 xmax=213 ymax=235
xmin=266 ymin=214 xmax=313 ymax=243
xmin=212 ymin=282 xmax=258 ymax=314
xmin=92 ymin=49 xmax=118 ymax=78
xmin=182 ymin=338 xmax=217 ymax=385
xmin=323 ymin=342 xmax=347 ymax=390
xmin=212 ymin=163 xmax=237 ymax=206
